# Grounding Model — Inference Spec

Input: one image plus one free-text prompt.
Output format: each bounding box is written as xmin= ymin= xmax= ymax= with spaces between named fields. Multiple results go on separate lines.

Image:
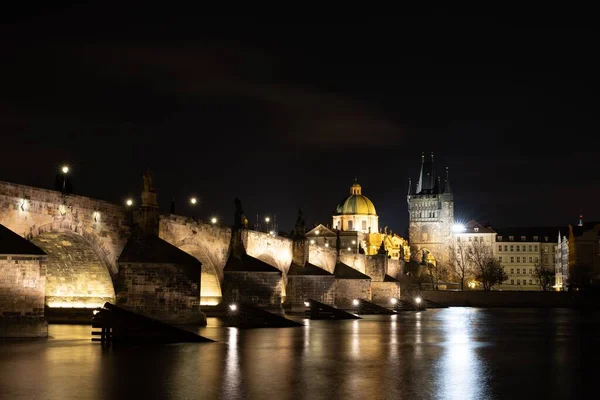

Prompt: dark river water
xmin=1 ymin=308 xmax=599 ymax=399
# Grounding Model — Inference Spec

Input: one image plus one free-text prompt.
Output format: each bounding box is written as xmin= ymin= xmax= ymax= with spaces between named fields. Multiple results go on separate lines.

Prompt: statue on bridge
xmin=293 ymin=209 xmax=306 ymax=239
xmin=143 ymin=169 xmax=155 ymax=193
xmin=234 ymin=197 xmax=248 ymax=229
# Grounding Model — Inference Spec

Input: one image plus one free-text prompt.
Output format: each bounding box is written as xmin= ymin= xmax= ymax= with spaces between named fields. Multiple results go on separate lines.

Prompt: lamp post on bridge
xmin=61 ymin=165 xmax=69 ymax=193
xmin=190 ymin=197 xmax=197 ymax=220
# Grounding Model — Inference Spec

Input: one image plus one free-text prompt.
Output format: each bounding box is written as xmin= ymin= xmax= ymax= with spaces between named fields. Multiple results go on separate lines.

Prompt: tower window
xmin=362 ymin=220 xmax=367 ymax=231
xmin=347 ymin=220 xmax=353 ymax=230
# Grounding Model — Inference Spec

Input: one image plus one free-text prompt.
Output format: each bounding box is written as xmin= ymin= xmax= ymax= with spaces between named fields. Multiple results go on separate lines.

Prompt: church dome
xmin=335 ymin=182 xmax=377 ymax=216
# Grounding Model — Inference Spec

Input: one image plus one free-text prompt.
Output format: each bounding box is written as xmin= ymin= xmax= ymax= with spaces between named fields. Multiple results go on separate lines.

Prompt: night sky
xmin=1 ymin=7 xmax=598 ymax=236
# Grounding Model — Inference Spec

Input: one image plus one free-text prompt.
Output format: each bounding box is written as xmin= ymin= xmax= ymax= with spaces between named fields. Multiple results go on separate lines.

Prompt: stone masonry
xmin=0 ymin=256 xmax=48 ymax=337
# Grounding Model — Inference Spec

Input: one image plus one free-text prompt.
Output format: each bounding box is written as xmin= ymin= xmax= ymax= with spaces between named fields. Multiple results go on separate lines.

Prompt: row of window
xmin=498 ymin=244 xmax=539 ymax=252
xmin=508 ymin=279 xmax=535 ymax=285
xmin=413 ymin=211 xmax=438 ymax=218
xmin=509 ymin=268 xmax=534 ymax=275
xmin=457 ymin=236 xmax=484 ymax=242
xmin=498 ymin=256 xmax=539 ymax=263
xmin=498 ymin=235 xmax=549 ymax=242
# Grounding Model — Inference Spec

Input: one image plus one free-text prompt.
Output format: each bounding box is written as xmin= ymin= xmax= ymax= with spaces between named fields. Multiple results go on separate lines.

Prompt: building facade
xmin=494 ymin=228 xmax=561 ymax=290
xmin=407 ymin=153 xmax=454 ymax=266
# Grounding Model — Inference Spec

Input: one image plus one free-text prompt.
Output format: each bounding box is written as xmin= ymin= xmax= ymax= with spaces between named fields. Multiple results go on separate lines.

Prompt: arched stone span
xmin=159 ymin=216 xmax=231 ymax=305
xmin=0 ymin=181 xmax=130 ymax=276
xmin=31 ymin=230 xmax=115 ymax=308
xmin=177 ymin=242 xmax=223 ymax=306
xmin=245 ymin=231 xmax=293 ymax=274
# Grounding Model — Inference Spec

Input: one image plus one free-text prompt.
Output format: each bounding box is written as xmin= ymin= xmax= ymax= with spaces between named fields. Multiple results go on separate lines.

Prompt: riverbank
xmin=409 ymin=290 xmax=600 ymax=308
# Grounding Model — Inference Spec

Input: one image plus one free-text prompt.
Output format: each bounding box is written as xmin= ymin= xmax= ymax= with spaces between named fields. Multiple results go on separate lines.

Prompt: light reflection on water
xmin=1 ymin=308 xmax=598 ymax=399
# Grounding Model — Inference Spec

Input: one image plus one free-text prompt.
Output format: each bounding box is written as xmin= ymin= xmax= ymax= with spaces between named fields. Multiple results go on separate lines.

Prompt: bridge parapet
xmin=0 ymin=180 xmax=130 ymax=275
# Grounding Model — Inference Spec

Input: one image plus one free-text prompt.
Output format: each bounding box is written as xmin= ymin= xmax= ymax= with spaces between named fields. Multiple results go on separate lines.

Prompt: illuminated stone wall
xmin=339 ymin=252 xmax=366 ymax=274
xmin=408 ymin=192 xmax=454 ymax=266
xmin=371 ymin=282 xmax=401 ymax=306
xmin=364 ymin=255 xmax=386 ymax=282
xmin=308 ymin=244 xmax=337 ymax=273
xmin=0 ymin=181 xmax=130 ymax=276
xmin=245 ymin=231 xmax=293 ymax=274
xmin=221 ymin=271 xmax=283 ymax=315
xmin=32 ymin=232 xmax=115 ymax=308
xmin=386 ymin=258 xmax=404 ymax=280
xmin=115 ymin=262 xmax=204 ymax=324
xmin=335 ymin=279 xmax=371 ymax=309
xmin=0 ymin=255 xmax=48 ymax=337
xmin=285 ymin=276 xmax=336 ymax=312
xmin=159 ymin=216 xmax=231 ymax=305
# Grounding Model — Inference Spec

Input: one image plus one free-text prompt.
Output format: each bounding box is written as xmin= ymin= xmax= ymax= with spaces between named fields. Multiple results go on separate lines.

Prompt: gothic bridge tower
xmin=407 ymin=152 xmax=454 ymax=266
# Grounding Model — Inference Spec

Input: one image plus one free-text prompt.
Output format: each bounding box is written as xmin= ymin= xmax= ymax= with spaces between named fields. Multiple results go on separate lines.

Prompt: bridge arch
xmin=31 ymin=228 xmax=116 ymax=309
xmin=175 ymin=240 xmax=223 ymax=306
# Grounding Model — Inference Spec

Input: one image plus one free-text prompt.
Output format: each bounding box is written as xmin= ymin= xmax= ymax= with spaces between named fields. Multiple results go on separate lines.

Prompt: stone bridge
xmin=0 ymin=180 xmax=341 ymax=308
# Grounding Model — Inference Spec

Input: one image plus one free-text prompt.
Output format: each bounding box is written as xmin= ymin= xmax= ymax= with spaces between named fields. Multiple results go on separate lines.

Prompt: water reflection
xmin=1 ymin=309 xmax=598 ymax=399
xmin=436 ymin=308 xmax=487 ymax=399
xmin=222 ymin=327 xmax=240 ymax=398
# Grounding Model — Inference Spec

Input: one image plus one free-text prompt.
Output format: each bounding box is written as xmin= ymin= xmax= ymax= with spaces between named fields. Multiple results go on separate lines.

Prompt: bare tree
xmin=534 ymin=262 xmax=555 ymax=291
xmin=426 ymin=261 xmax=450 ymax=290
xmin=469 ymin=240 xmax=507 ymax=291
xmin=449 ymin=243 xmax=472 ymax=291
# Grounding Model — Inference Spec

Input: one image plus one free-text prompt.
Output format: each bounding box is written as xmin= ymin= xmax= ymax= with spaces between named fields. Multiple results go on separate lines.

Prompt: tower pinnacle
xmin=443 ymin=166 xmax=452 ymax=194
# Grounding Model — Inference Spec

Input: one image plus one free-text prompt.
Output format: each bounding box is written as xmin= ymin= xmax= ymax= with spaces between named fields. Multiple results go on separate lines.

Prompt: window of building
xmin=529 ymin=268 xmax=533 ymax=275
xmin=511 ymin=279 xmax=514 ymax=285
xmin=533 ymin=236 xmax=538 ymax=241
xmin=528 ymin=245 xmax=532 ymax=251
xmin=347 ymin=220 xmax=353 ymax=230
xmin=480 ymin=236 xmax=484 ymax=242
xmin=498 ymin=245 xmax=502 ymax=252
xmin=517 ymin=257 xmax=520 ymax=263
xmin=517 ymin=268 xmax=520 ymax=274
xmin=535 ymin=256 xmax=539 ymax=262
xmin=510 ymin=245 xmax=514 ymax=251
xmin=509 ymin=236 xmax=514 ymax=241
xmin=499 ymin=256 xmax=503 ymax=262
xmin=521 ymin=236 xmax=526 ymax=241
xmin=534 ymin=245 xmax=538 ymax=251
xmin=517 ymin=280 xmax=521 ymax=285
xmin=511 ymin=268 xmax=514 ymax=274
xmin=362 ymin=220 xmax=367 ymax=231
xmin=529 ymin=279 xmax=533 ymax=285
xmin=516 ymin=245 xmax=520 ymax=251
xmin=474 ymin=227 xmax=479 ymax=232
xmin=498 ymin=236 xmax=503 ymax=240
xmin=504 ymin=245 xmax=508 ymax=251
xmin=510 ymin=257 xmax=514 ymax=262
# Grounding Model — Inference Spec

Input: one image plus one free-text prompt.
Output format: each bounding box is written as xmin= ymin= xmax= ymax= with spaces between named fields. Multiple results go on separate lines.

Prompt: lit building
xmin=555 ymin=230 xmax=569 ymax=290
xmin=407 ymin=152 xmax=454 ymax=266
xmin=332 ymin=181 xmax=378 ymax=234
xmin=306 ymin=180 xmax=409 ymax=260
xmin=494 ymin=228 xmax=562 ymax=290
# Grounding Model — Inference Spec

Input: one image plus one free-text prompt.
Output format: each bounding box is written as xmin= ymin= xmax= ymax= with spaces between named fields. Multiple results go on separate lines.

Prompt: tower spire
xmin=443 ymin=166 xmax=452 ymax=194
xmin=578 ymin=208 xmax=583 ymax=227
xmin=407 ymin=178 xmax=412 ymax=195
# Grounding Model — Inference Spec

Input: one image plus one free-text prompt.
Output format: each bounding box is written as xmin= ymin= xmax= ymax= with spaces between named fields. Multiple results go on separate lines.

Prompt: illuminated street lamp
xmin=125 ymin=199 xmax=133 ymax=207
xmin=210 ymin=217 xmax=218 ymax=224
xmin=390 ymin=298 xmax=398 ymax=305
xmin=61 ymin=165 xmax=69 ymax=192
xmin=190 ymin=197 xmax=197 ymax=219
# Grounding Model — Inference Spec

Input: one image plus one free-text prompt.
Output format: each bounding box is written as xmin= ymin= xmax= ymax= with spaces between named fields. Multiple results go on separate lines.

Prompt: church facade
xmin=307 ymin=181 xmax=409 ymax=261
xmin=407 ymin=152 xmax=454 ymax=266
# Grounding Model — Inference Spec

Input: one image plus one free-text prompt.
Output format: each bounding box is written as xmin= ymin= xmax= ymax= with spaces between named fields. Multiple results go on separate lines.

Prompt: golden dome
xmin=335 ymin=182 xmax=377 ymax=216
